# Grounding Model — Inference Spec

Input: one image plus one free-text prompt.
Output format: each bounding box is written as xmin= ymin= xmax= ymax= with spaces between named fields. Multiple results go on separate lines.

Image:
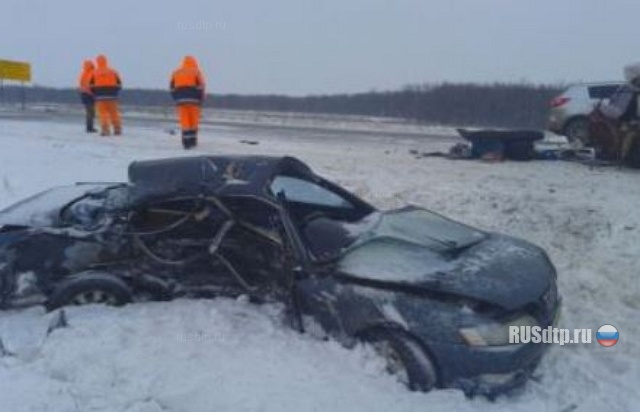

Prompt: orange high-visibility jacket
xmin=78 ymin=60 xmax=95 ymax=95
xmin=170 ymin=56 xmax=206 ymax=105
xmin=90 ymin=55 xmax=122 ymax=101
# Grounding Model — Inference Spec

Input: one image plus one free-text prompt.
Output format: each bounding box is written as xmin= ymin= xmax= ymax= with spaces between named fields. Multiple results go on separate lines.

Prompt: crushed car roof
xmin=128 ymin=155 xmax=314 ymax=204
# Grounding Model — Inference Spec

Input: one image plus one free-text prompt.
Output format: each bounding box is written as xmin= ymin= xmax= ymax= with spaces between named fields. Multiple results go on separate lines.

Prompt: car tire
xmin=563 ymin=117 xmax=590 ymax=145
xmin=362 ymin=328 xmax=438 ymax=392
xmin=46 ymin=272 xmax=132 ymax=311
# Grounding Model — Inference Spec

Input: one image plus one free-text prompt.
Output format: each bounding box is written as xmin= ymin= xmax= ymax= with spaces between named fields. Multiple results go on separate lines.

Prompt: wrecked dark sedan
xmin=0 ymin=155 xmax=560 ymax=397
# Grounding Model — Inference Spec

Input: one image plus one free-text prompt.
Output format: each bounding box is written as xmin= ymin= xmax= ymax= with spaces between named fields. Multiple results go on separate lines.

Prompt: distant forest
xmin=0 ymin=83 xmax=562 ymax=128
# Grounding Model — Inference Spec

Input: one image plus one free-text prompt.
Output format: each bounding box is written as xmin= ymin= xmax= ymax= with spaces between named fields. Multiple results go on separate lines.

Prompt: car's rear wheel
xmin=563 ymin=117 xmax=590 ymax=145
xmin=362 ymin=328 xmax=438 ymax=392
xmin=47 ymin=272 xmax=132 ymax=311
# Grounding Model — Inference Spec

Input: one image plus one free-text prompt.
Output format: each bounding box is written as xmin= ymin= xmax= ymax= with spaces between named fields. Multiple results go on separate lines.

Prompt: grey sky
xmin=1 ymin=0 xmax=639 ymax=95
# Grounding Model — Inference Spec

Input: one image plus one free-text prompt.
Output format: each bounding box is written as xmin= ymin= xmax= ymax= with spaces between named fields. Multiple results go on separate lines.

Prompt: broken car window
xmin=270 ymin=176 xmax=353 ymax=209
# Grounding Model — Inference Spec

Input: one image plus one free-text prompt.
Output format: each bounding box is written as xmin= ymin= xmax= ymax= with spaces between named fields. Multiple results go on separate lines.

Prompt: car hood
xmin=0 ymin=184 xmax=112 ymax=228
xmin=337 ymin=207 xmax=554 ymax=310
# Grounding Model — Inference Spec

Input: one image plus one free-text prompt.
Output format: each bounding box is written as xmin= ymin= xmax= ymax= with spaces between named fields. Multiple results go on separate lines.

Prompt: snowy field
xmin=0 ymin=114 xmax=638 ymax=412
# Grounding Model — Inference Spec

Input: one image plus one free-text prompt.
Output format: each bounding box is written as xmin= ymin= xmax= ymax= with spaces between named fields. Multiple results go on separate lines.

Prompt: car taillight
xmin=550 ymin=96 xmax=570 ymax=108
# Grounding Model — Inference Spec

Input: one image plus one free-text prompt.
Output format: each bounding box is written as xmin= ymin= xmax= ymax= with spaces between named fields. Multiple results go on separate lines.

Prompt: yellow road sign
xmin=0 ymin=60 xmax=31 ymax=82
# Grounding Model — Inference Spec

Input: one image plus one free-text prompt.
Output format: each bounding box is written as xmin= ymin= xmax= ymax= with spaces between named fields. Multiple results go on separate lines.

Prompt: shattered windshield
xmin=0 ymin=185 xmax=120 ymax=227
xmin=337 ymin=208 xmax=486 ymax=282
xmin=351 ymin=208 xmax=486 ymax=252
xmin=0 ymin=184 xmax=128 ymax=227
xmin=338 ymin=237 xmax=455 ymax=282
xmin=61 ymin=185 xmax=129 ymax=227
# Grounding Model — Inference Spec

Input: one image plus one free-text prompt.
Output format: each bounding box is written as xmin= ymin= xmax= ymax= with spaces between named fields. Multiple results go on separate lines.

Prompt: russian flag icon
xmin=597 ymin=325 xmax=619 ymax=347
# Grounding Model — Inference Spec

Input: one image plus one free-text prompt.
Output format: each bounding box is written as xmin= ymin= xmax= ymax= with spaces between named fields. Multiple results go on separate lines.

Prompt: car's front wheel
xmin=362 ymin=328 xmax=438 ymax=392
xmin=47 ymin=272 xmax=132 ymax=311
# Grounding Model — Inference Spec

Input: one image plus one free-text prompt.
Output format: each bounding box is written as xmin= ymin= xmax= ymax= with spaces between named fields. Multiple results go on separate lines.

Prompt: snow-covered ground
xmin=0 ymin=115 xmax=638 ymax=412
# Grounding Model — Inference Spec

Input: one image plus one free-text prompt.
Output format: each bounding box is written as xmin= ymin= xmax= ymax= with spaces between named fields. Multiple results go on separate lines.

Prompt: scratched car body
xmin=0 ymin=156 xmax=560 ymax=396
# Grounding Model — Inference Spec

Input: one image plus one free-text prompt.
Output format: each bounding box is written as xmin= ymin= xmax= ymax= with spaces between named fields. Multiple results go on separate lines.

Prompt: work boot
xmin=114 ymin=126 xmax=122 ymax=136
xmin=190 ymin=130 xmax=198 ymax=148
xmin=182 ymin=137 xmax=196 ymax=150
xmin=101 ymin=126 xmax=111 ymax=137
xmin=182 ymin=130 xmax=197 ymax=150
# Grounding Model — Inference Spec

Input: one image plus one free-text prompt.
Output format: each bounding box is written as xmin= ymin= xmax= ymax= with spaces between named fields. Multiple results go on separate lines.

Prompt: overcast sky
xmin=1 ymin=0 xmax=640 ymax=95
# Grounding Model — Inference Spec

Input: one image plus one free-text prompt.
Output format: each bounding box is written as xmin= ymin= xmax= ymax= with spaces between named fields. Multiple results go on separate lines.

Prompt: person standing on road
xmin=90 ymin=54 xmax=123 ymax=136
xmin=78 ymin=60 xmax=97 ymax=133
xmin=170 ymin=56 xmax=206 ymax=149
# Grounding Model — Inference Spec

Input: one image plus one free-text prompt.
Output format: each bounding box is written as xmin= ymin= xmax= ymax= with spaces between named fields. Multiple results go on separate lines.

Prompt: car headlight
xmin=459 ymin=314 xmax=538 ymax=347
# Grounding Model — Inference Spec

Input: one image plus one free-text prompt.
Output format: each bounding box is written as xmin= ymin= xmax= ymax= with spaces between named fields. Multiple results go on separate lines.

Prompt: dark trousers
xmin=84 ymin=102 xmax=96 ymax=132
xmin=81 ymin=93 xmax=96 ymax=132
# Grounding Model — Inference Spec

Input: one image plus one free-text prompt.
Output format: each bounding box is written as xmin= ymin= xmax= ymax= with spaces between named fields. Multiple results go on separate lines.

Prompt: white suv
xmin=548 ymin=82 xmax=624 ymax=143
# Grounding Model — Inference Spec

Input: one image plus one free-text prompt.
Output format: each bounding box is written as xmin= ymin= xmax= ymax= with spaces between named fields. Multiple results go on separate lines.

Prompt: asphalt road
xmin=0 ymin=108 xmax=456 ymax=148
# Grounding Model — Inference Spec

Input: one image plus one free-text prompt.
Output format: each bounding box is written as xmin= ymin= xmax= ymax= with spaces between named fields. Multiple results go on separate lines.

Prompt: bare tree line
xmin=1 ymin=82 xmax=562 ymax=128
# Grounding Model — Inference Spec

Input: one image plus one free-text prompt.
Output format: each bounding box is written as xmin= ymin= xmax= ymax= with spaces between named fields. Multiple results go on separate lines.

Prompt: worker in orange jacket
xmin=170 ymin=56 xmax=206 ymax=149
xmin=78 ymin=60 xmax=97 ymax=133
xmin=89 ymin=55 xmax=123 ymax=136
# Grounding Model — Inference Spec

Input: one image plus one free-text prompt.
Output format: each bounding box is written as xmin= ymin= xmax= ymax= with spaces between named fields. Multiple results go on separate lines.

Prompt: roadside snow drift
xmin=1 ymin=114 xmax=639 ymax=412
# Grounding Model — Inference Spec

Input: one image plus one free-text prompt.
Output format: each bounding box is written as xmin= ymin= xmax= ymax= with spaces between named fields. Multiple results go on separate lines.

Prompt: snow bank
xmin=1 ymin=300 xmax=474 ymax=412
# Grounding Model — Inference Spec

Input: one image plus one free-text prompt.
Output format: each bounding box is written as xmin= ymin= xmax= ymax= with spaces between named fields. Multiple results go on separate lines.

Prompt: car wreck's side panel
xmin=295 ymin=276 xmax=390 ymax=344
xmin=295 ymin=274 xmax=556 ymax=394
xmin=295 ymin=275 xmax=464 ymax=345
xmin=0 ymin=228 xmax=127 ymax=306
